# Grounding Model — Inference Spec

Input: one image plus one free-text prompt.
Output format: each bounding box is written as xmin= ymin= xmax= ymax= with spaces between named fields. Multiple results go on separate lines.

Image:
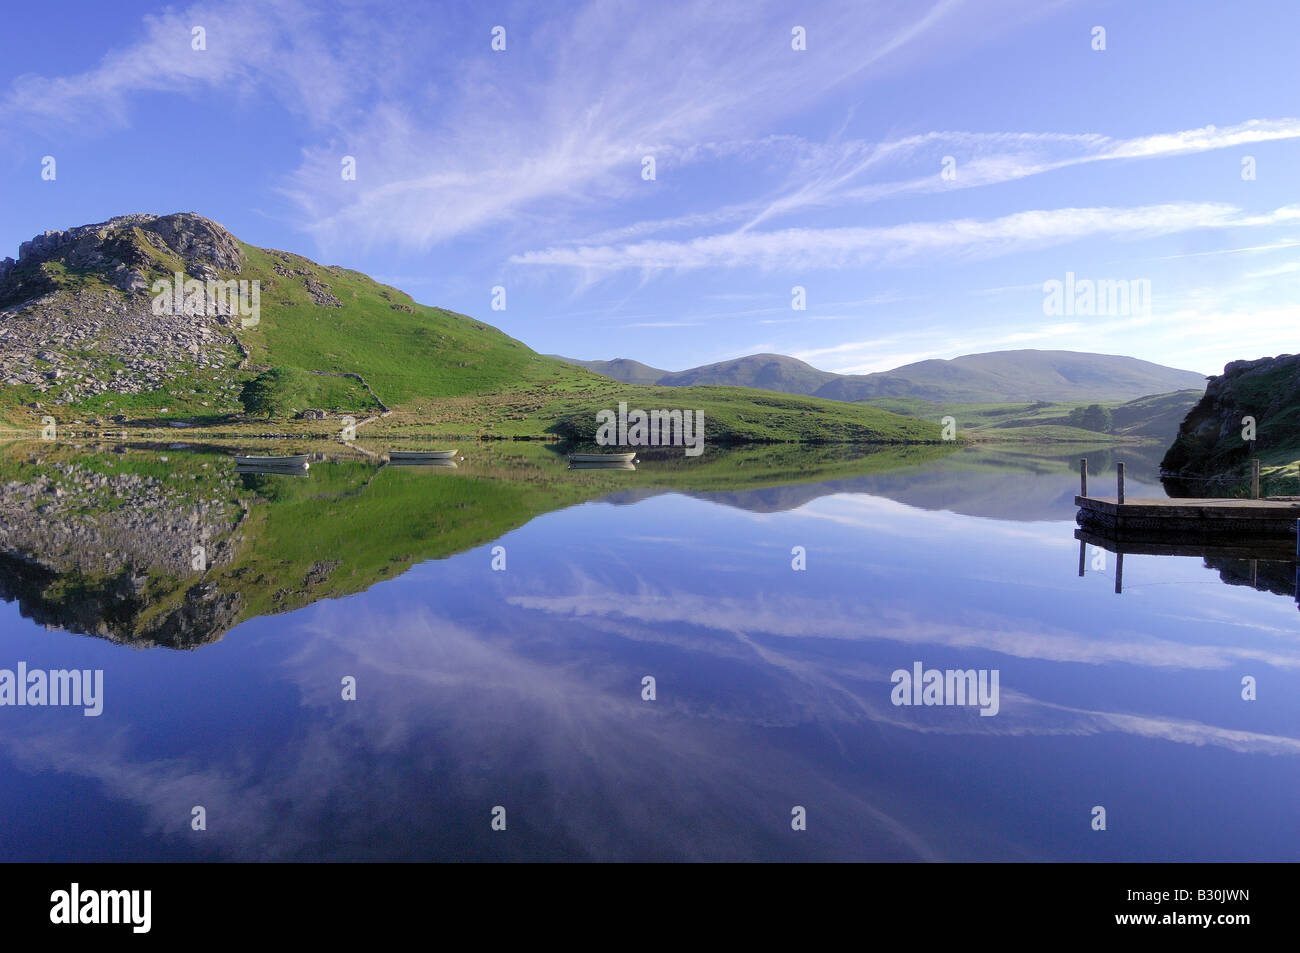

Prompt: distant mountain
xmin=543 ymin=356 xmax=667 ymax=385
xmin=836 ymin=350 xmax=1207 ymax=403
xmin=660 ymin=353 xmax=838 ymax=394
xmin=553 ymin=349 xmax=1208 ymax=404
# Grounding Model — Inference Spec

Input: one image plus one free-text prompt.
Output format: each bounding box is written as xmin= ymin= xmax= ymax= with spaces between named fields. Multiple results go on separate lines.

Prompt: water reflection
xmin=2 ymin=440 xmax=1298 ymax=861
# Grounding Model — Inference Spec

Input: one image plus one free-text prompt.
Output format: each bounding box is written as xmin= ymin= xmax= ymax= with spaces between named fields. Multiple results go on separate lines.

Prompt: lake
xmin=1 ymin=440 xmax=1297 ymax=861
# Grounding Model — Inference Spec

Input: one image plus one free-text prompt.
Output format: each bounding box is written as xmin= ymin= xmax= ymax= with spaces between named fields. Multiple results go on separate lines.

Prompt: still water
xmin=0 ymin=442 xmax=1296 ymax=860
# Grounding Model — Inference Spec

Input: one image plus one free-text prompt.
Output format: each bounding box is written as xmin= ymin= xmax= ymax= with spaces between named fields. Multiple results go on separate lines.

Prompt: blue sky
xmin=1 ymin=0 xmax=1297 ymax=376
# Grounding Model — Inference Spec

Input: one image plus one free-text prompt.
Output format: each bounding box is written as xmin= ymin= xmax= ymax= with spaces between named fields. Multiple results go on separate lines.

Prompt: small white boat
xmin=569 ymin=460 xmax=636 ymax=471
xmin=233 ymin=454 xmax=310 ymax=468
xmin=388 ymin=449 xmax=458 ymax=461
xmin=568 ymin=452 xmax=637 ymax=463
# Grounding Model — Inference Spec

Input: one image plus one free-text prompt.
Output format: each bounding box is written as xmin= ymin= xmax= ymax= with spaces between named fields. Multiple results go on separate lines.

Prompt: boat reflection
xmin=569 ymin=460 xmax=637 ymax=471
xmin=235 ymin=463 xmax=312 ymax=477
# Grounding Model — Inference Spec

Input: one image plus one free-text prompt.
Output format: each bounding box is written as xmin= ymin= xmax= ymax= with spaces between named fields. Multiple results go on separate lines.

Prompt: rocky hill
xmin=1160 ymin=353 xmax=1300 ymax=492
xmin=0 ymin=211 xmax=557 ymax=420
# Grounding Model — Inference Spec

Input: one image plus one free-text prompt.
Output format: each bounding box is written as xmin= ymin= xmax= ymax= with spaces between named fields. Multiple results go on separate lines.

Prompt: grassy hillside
xmin=238 ymin=243 xmax=564 ymax=405
xmin=0 ymin=214 xmax=942 ymax=445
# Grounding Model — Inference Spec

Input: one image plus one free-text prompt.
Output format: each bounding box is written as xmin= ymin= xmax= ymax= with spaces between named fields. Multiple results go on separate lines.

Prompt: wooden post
xmin=1252 ymin=458 xmax=1260 ymax=499
xmin=1115 ymin=552 xmax=1123 ymax=594
xmin=1117 ymin=462 xmax=1125 ymax=505
xmin=1080 ymin=458 xmax=1088 ymax=497
xmin=1078 ymin=539 xmax=1086 ymax=577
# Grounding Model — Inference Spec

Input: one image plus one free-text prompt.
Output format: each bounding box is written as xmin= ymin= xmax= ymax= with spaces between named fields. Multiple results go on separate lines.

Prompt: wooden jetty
xmin=1074 ymin=457 xmax=1300 ymax=537
xmin=1074 ymin=458 xmax=1300 ymax=598
xmin=1075 ymin=495 xmax=1300 ymax=536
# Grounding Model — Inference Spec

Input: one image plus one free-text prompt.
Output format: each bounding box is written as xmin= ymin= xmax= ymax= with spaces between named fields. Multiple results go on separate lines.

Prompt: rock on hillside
xmin=1160 ymin=353 xmax=1300 ymax=485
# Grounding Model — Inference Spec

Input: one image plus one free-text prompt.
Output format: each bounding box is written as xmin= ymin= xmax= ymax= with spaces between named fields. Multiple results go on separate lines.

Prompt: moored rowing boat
xmin=388 ymin=449 xmax=458 ymax=461
xmin=568 ymin=452 xmax=636 ymax=463
xmin=233 ymin=454 xmax=310 ymax=468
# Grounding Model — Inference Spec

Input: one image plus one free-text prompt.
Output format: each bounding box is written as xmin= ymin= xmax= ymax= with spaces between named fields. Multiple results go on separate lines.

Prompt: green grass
xmin=1 ymin=221 xmax=949 ymax=446
xmin=236 ymin=244 xmax=569 ymax=406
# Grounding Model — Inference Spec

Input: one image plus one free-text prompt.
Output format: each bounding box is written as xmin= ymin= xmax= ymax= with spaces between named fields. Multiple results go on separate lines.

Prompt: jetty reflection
xmin=1076 ymin=528 xmax=1299 ymax=603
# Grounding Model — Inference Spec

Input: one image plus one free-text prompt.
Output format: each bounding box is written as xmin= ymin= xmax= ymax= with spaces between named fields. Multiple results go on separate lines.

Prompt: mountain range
xmin=551 ymin=350 xmax=1208 ymax=404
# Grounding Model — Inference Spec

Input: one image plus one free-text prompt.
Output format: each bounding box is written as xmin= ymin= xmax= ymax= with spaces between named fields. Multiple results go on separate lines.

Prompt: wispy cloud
xmin=560 ymin=119 xmax=1300 ymax=248
xmin=281 ymin=0 xmax=986 ymax=253
xmin=513 ymin=202 xmax=1300 ymax=274
xmin=0 ymin=0 xmax=373 ymax=131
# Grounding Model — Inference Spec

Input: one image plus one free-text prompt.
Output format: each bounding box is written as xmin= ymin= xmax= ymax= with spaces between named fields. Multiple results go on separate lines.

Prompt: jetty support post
xmin=1295 ymin=519 xmax=1299 ymax=605
xmin=1117 ymin=462 xmax=1125 ymax=505
xmin=1080 ymin=458 xmax=1087 ymax=497
xmin=1078 ymin=539 xmax=1086 ymax=577
xmin=1252 ymin=458 xmax=1260 ymax=500
xmin=1115 ymin=552 xmax=1123 ymax=595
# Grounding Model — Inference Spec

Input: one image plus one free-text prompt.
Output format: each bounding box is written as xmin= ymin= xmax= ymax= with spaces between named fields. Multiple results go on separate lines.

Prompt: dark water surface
xmin=1 ymin=442 xmax=1296 ymax=860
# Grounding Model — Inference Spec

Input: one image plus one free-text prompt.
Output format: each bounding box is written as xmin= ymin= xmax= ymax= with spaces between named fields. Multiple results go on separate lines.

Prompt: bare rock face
xmin=5 ymin=212 xmax=244 ymax=282
xmin=138 ymin=212 xmax=245 ymax=275
xmin=0 ymin=212 xmax=250 ymax=407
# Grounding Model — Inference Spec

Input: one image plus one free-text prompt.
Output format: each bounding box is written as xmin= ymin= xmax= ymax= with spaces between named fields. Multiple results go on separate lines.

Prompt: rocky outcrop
xmin=0 ymin=213 xmax=248 ymax=406
xmin=1160 ymin=353 xmax=1300 ymax=490
xmin=2 ymin=212 xmax=244 ymax=290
